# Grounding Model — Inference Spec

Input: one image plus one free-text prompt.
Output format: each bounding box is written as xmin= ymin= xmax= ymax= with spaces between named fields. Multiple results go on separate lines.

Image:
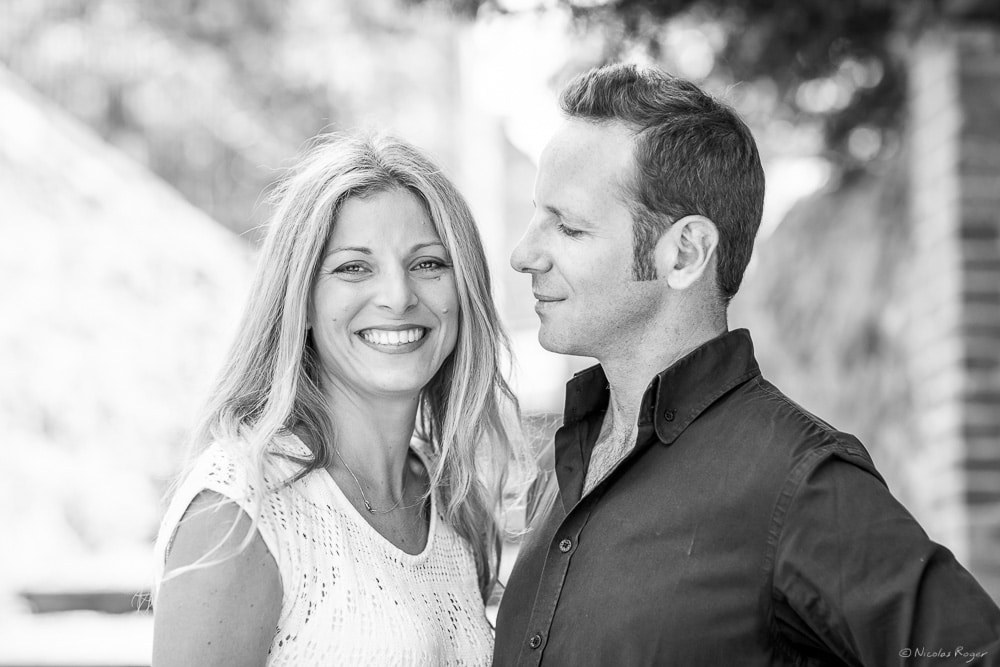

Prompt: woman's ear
xmin=653 ymin=215 xmax=719 ymax=290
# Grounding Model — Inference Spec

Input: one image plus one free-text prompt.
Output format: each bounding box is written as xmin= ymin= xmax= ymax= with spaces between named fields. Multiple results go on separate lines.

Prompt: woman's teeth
xmin=359 ymin=328 xmax=426 ymax=346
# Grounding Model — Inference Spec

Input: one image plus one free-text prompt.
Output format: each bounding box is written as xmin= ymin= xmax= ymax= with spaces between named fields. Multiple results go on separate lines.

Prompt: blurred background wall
xmin=1 ymin=0 xmax=999 ymax=663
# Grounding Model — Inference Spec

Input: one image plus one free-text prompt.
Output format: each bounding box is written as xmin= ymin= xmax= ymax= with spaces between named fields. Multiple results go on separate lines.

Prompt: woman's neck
xmin=323 ymin=382 xmax=421 ymax=493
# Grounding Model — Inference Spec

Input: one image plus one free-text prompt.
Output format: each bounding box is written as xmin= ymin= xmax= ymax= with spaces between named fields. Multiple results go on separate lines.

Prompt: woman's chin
xmin=354 ymin=369 xmax=439 ymax=399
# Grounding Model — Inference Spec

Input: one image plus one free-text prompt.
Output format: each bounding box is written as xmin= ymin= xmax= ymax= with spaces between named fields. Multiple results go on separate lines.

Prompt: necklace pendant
xmin=364 ymin=500 xmax=375 ymax=513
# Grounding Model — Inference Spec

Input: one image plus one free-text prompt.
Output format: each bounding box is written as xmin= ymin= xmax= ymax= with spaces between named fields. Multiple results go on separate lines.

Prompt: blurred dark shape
xmin=19 ymin=590 xmax=151 ymax=615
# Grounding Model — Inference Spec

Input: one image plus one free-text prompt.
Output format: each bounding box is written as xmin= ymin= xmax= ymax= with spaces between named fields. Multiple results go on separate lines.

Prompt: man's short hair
xmin=559 ymin=63 xmax=765 ymax=301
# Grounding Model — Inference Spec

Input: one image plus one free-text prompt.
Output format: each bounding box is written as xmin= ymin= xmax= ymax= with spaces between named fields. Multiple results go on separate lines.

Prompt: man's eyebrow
xmin=545 ymin=204 xmax=591 ymax=227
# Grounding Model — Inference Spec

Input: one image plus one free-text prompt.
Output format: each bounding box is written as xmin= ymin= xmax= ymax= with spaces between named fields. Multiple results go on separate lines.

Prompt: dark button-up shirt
xmin=494 ymin=329 xmax=1000 ymax=666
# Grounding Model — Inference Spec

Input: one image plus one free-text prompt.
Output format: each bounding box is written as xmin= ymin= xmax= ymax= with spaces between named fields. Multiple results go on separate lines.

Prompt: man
xmin=493 ymin=63 xmax=1000 ymax=666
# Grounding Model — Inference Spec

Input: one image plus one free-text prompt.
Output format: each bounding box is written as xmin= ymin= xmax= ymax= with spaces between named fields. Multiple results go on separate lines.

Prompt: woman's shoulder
xmin=183 ymin=433 xmax=311 ymax=497
xmin=156 ymin=433 xmax=315 ymax=584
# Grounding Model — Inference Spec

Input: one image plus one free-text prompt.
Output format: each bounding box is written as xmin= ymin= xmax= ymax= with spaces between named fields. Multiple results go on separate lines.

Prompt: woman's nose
xmin=374 ymin=269 xmax=418 ymax=314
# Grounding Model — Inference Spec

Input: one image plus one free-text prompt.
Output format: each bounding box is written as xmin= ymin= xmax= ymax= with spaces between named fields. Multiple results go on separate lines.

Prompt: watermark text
xmin=898 ymin=647 xmax=989 ymax=664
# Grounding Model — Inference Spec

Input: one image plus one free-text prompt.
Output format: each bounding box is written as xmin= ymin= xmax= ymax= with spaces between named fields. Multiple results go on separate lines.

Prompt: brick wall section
xmin=907 ymin=27 xmax=968 ymax=561
xmin=908 ymin=25 xmax=1000 ymax=600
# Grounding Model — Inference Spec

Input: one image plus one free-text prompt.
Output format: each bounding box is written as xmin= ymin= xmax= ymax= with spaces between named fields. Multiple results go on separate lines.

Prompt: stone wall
xmin=907 ymin=23 xmax=1000 ymax=598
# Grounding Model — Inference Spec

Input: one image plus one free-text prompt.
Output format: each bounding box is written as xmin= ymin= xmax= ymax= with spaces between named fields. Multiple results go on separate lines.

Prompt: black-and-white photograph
xmin=2 ymin=0 xmax=999 ymax=665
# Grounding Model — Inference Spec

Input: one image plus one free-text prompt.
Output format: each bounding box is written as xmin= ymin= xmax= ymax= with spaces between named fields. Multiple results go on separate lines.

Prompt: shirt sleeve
xmin=772 ymin=448 xmax=1000 ymax=666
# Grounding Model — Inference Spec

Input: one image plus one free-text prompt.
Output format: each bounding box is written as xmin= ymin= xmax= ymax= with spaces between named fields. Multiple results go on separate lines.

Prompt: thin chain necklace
xmin=334 ymin=448 xmax=413 ymax=514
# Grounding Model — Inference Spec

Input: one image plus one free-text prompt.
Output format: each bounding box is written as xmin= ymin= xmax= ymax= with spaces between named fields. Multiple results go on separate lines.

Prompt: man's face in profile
xmin=510 ymin=119 xmax=665 ymax=360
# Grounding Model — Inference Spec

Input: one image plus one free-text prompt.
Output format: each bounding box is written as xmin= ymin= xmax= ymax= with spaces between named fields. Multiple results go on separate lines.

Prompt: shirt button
xmin=663 ymin=409 xmax=675 ymax=421
xmin=528 ymin=633 xmax=543 ymax=649
xmin=558 ymin=538 xmax=573 ymax=553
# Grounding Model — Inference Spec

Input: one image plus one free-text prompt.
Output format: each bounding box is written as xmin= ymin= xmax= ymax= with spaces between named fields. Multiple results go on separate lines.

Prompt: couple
xmin=152 ymin=64 xmax=1000 ymax=665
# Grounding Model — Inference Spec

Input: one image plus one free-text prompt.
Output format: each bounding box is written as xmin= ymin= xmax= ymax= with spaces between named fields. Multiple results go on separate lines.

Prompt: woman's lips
xmin=357 ymin=327 xmax=427 ymax=346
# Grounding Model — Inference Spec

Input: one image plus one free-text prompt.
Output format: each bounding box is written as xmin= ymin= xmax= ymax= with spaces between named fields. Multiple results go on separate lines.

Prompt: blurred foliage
xmin=0 ymin=64 xmax=254 ymax=599
xmin=411 ymin=0 xmax=1000 ymax=173
xmin=0 ymin=0 xmax=460 ymax=239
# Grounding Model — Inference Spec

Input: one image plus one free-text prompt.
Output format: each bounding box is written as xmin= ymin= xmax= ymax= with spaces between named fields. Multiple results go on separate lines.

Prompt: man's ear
xmin=653 ymin=215 xmax=719 ymax=290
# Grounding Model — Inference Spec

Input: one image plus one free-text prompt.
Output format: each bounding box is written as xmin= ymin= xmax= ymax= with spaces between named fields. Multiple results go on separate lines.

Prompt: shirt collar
xmin=562 ymin=328 xmax=761 ymax=445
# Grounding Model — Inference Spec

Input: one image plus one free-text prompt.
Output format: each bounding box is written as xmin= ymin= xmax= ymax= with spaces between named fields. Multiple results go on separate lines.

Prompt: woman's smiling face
xmin=309 ymin=187 xmax=459 ymax=400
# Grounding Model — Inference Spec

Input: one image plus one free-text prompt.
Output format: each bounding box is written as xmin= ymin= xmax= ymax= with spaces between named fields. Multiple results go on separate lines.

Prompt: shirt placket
xmin=516 ymin=419 xmax=659 ymax=665
xmin=514 ymin=414 xmax=593 ymax=664
xmin=516 ymin=502 xmax=593 ymax=663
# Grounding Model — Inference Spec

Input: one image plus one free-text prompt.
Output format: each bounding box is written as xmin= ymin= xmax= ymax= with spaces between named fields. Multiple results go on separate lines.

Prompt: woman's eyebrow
xmin=325 ymin=246 xmax=371 ymax=256
xmin=324 ymin=242 xmax=445 ymax=258
xmin=410 ymin=241 xmax=446 ymax=253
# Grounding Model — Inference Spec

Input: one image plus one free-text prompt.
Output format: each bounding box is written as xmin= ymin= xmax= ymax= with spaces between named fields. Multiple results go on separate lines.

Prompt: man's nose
xmin=510 ymin=216 xmax=549 ymax=274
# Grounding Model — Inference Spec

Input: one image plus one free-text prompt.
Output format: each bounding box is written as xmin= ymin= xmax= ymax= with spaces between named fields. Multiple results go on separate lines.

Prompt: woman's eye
xmin=332 ymin=263 xmax=369 ymax=276
xmin=413 ymin=258 xmax=451 ymax=272
xmin=556 ymin=222 xmax=584 ymax=238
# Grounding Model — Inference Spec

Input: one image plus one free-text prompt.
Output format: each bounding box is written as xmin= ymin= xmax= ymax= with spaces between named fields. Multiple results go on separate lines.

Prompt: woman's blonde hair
xmin=184 ymin=132 xmax=526 ymax=600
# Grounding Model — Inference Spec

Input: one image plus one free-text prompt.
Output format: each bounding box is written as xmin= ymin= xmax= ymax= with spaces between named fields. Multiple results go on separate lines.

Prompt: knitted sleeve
xmin=152 ymin=439 xmax=298 ymax=599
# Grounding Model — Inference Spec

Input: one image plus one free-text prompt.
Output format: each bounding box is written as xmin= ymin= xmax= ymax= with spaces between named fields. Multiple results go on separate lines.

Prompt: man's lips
xmin=533 ymin=294 xmax=564 ymax=315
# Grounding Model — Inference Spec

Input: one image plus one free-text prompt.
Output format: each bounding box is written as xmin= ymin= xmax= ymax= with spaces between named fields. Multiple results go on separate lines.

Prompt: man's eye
xmin=556 ymin=222 xmax=584 ymax=238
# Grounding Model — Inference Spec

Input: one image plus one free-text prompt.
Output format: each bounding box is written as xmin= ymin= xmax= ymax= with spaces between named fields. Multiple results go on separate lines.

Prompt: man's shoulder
xmin=725 ymin=374 xmax=875 ymax=467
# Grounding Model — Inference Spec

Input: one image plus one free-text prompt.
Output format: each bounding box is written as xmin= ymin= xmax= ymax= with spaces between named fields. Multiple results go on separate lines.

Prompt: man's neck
xmin=598 ymin=317 xmax=727 ymax=435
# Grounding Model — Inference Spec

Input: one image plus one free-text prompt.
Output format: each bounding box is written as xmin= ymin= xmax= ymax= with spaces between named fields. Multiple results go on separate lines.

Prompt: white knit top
xmin=153 ymin=435 xmax=494 ymax=666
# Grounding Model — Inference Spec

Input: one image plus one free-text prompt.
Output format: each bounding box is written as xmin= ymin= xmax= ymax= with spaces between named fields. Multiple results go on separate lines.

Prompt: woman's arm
xmin=152 ymin=490 xmax=282 ymax=667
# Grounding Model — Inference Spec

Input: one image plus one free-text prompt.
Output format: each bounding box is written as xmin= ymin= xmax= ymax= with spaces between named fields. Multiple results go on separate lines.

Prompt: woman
xmin=152 ymin=133 xmax=527 ymax=665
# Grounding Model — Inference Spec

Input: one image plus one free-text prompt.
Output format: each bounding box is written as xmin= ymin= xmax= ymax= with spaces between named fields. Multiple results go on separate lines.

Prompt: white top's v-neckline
xmin=310 ymin=437 xmax=438 ymax=560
